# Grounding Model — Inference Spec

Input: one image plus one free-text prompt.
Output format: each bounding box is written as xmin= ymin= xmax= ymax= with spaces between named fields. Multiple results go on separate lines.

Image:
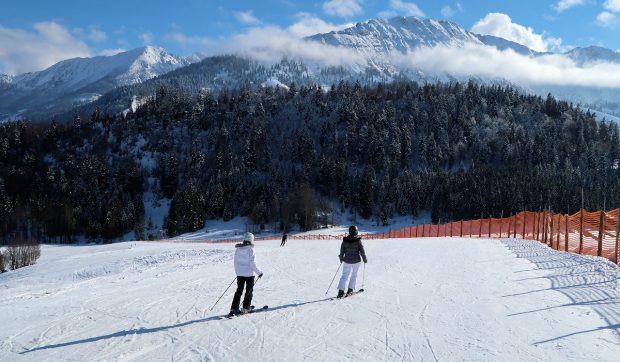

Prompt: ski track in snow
xmin=0 ymin=238 xmax=619 ymax=361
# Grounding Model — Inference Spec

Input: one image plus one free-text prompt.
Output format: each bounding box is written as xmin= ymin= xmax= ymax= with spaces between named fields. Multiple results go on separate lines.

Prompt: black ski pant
xmin=231 ymin=276 xmax=255 ymax=310
xmin=280 ymin=239 xmax=287 ymax=247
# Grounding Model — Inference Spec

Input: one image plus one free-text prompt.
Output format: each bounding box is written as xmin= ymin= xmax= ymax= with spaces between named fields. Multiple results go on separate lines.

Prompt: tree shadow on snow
xmin=20 ymin=297 xmax=333 ymax=354
xmin=502 ymin=239 xmax=620 ymax=345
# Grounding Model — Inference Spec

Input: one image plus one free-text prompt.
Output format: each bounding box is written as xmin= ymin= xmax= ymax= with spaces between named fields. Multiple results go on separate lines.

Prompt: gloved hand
xmin=339 ymin=256 xmax=343 ymax=263
xmin=258 ymin=273 xmax=263 ymax=279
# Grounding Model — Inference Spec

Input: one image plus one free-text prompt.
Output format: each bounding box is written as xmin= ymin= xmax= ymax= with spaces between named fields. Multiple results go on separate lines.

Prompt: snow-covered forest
xmin=1 ymin=80 xmax=619 ymax=242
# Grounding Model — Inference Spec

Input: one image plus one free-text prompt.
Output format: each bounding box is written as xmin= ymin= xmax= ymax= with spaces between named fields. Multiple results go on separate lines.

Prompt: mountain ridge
xmin=3 ymin=15 xmax=620 ymax=122
xmin=0 ymin=45 xmax=194 ymax=121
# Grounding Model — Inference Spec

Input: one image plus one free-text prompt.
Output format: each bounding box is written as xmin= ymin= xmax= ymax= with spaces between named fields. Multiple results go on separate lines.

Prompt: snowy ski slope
xmin=1 ymin=237 xmax=619 ymax=361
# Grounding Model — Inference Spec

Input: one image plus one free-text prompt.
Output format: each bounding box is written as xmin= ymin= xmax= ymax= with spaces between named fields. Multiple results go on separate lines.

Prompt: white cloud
xmin=441 ymin=2 xmax=462 ymax=18
xmin=377 ymin=9 xmax=398 ymax=18
xmin=393 ymin=43 xmax=620 ymax=89
xmin=88 ymin=26 xmax=107 ymax=43
xmin=323 ymin=0 xmax=363 ymax=18
xmin=553 ymin=0 xmax=586 ymax=13
xmin=604 ymin=0 xmax=620 ymax=12
xmin=221 ymin=26 xmax=365 ymax=68
xmin=471 ymin=13 xmax=562 ymax=52
xmin=163 ymin=14 xmax=362 ymax=68
xmin=162 ymin=32 xmax=213 ymax=51
xmin=598 ymin=0 xmax=620 ymax=27
xmin=234 ymin=10 xmax=260 ymax=25
xmin=139 ymin=32 xmax=153 ymax=45
xmin=287 ymin=13 xmax=353 ymax=37
xmin=596 ymin=11 xmax=618 ymax=28
xmin=98 ymin=48 xmax=125 ymax=56
xmin=389 ymin=0 xmax=424 ymax=17
xmin=0 ymin=22 xmax=91 ymax=75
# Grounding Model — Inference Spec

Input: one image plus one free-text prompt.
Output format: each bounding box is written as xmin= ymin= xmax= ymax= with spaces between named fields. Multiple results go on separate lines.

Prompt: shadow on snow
xmin=502 ymin=239 xmax=620 ymax=345
xmin=20 ymin=297 xmax=333 ymax=354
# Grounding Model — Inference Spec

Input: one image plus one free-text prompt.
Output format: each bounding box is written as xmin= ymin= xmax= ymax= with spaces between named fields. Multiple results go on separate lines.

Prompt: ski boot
xmin=227 ymin=309 xmax=241 ymax=317
xmin=337 ymin=290 xmax=345 ymax=298
xmin=346 ymin=288 xmax=354 ymax=297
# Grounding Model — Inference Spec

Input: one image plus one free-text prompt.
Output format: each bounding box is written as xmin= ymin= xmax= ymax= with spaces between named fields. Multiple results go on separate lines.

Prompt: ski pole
xmin=362 ymin=262 xmax=366 ymax=289
xmin=325 ymin=262 xmax=342 ymax=295
xmin=209 ymin=277 xmax=237 ymax=311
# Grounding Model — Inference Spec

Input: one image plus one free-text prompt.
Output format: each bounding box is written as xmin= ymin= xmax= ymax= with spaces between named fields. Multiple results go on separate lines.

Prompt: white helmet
xmin=244 ymin=232 xmax=255 ymax=243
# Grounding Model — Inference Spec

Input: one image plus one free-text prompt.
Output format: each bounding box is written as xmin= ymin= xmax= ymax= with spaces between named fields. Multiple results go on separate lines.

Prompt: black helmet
xmin=349 ymin=225 xmax=358 ymax=236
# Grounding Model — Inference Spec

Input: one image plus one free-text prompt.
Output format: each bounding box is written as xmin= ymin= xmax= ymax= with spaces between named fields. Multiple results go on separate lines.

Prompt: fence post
xmin=522 ymin=212 xmax=526 ymax=239
xmin=597 ymin=210 xmax=604 ymax=257
xmin=579 ymin=209 xmax=584 ymax=254
xmin=549 ymin=212 xmax=554 ymax=247
xmin=540 ymin=211 xmax=544 ymax=242
xmin=534 ymin=212 xmax=538 ymax=240
xmin=478 ymin=217 xmax=482 ymax=238
xmin=556 ymin=215 xmax=560 ymax=250
xmin=488 ymin=218 xmax=492 ymax=238
xmin=565 ymin=214 xmax=569 ymax=252
xmin=450 ymin=222 xmax=453 ymax=237
xmin=499 ymin=218 xmax=503 ymax=238
xmin=547 ymin=211 xmax=552 ymax=245
xmin=540 ymin=211 xmax=545 ymax=242
xmin=615 ymin=209 xmax=620 ymax=264
xmin=543 ymin=211 xmax=547 ymax=243
xmin=547 ymin=212 xmax=552 ymax=246
xmin=552 ymin=214 xmax=556 ymax=249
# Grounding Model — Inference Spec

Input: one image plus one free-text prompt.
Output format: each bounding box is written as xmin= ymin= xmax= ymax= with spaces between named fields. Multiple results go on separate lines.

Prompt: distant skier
xmin=280 ymin=233 xmax=288 ymax=247
xmin=337 ymin=226 xmax=367 ymax=298
xmin=229 ymin=232 xmax=263 ymax=317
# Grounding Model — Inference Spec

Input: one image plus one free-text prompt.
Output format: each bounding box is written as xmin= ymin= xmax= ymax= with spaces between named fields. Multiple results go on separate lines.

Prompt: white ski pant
xmin=338 ymin=262 xmax=361 ymax=291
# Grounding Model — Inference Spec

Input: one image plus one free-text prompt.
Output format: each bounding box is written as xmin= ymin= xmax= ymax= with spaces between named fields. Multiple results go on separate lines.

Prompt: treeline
xmin=1 ymin=80 xmax=619 ymax=242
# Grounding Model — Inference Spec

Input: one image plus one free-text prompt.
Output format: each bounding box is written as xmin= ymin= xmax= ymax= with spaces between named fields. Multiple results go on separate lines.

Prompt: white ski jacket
xmin=234 ymin=243 xmax=262 ymax=277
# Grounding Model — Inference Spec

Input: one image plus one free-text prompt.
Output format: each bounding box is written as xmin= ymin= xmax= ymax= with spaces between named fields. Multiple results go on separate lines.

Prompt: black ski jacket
xmin=339 ymin=236 xmax=367 ymax=264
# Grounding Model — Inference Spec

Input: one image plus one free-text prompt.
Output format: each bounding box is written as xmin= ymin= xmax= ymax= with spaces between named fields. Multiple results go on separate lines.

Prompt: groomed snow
xmin=1 ymin=237 xmax=619 ymax=361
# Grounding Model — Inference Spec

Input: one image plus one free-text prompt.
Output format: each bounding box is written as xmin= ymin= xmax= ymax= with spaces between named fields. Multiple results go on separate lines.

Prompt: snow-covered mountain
xmin=306 ymin=16 xmax=539 ymax=75
xmin=564 ymin=46 xmax=620 ymax=66
xmin=0 ymin=74 xmax=12 ymax=91
xmin=0 ymin=74 xmax=12 ymax=84
xmin=0 ymin=46 xmax=194 ymax=121
xmin=307 ymin=17 xmax=481 ymax=74
xmin=306 ymin=17 xmax=620 ymax=115
xmin=4 ymin=16 xmax=620 ymax=122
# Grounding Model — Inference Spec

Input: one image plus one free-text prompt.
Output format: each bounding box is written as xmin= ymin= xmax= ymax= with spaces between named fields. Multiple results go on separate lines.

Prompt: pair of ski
xmin=224 ymin=289 xmax=364 ymax=318
xmin=226 ymin=305 xmax=269 ymax=319
xmin=332 ymin=288 xmax=364 ymax=300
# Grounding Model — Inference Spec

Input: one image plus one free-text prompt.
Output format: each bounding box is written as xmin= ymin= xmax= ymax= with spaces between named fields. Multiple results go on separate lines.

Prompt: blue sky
xmin=1 ymin=0 xmax=619 ymax=74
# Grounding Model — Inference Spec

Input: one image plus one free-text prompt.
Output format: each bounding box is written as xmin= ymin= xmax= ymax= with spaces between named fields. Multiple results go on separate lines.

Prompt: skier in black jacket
xmin=337 ymin=225 xmax=367 ymax=298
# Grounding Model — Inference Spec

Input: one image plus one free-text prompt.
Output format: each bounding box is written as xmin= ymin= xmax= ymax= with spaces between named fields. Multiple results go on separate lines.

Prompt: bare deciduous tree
xmin=6 ymin=238 xmax=41 ymax=270
xmin=0 ymin=250 xmax=6 ymax=272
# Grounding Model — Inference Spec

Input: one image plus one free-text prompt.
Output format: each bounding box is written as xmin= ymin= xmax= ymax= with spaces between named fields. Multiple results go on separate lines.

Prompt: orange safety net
xmin=149 ymin=209 xmax=620 ymax=265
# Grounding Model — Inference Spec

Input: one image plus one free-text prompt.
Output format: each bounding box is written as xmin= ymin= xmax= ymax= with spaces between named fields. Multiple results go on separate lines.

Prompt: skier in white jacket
xmin=229 ymin=232 xmax=263 ymax=316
